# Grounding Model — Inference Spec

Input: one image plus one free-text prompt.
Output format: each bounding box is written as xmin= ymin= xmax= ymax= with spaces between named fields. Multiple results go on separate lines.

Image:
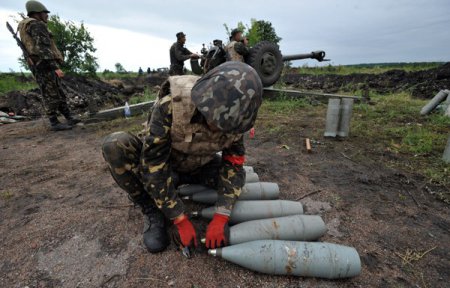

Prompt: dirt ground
xmin=0 ymin=109 xmax=449 ymax=287
xmin=283 ymin=62 xmax=450 ymax=98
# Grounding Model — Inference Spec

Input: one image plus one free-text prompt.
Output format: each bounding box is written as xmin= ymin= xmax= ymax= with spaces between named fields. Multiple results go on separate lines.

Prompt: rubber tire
xmin=246 ymin=41 xmax=283 ymax=87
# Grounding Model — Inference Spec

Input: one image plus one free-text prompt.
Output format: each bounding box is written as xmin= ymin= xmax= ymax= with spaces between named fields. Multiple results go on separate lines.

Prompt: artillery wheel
xmin=246 ymin=41 xmax=283 ymax=87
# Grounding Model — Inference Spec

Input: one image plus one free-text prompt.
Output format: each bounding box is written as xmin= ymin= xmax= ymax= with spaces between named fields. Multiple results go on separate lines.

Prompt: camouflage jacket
xmin=169 ymin=42 xmax=192 ymax=67
xmin=140 ymin=95 xmax=246 ymax=219
xmin=18 ymin=18 xmax=63 ymax=71
xmin=226 ymin=41 xmax=249 ymax=62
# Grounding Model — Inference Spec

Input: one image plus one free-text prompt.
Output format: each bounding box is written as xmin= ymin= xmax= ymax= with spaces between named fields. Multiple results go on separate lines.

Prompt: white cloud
xmin=1 ymin=9 xmax=26 ymax=72
xmin=0 ymin=8 xmax=202 ymax=72
xmin=1 ymin=0 xmax=449 ymax=72
xmin=86 ymin=23 xmax=201 ymax=72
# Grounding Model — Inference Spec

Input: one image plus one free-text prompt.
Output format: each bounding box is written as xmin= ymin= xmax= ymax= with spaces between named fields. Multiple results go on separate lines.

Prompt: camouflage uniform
xmin=103 ymin=62 xmax=263 ymax=220
xmin=225 ymin=41 xmax=249 ymax=62
xmin=169 ymin=42 xmax=193 ymax=76
xmin=18 ymin=17 xmax=73 ymax=121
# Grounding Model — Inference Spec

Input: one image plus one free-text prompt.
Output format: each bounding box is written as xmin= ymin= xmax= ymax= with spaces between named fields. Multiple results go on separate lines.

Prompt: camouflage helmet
xmin=191 ymin=61 xmax=263 ymax=133
xmin=26 ymin=1 xmax=50 ymax=16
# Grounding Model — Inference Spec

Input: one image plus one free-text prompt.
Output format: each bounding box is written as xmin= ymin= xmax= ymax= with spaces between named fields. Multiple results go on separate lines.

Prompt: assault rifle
xmin=6 ymin=21 xmax=35 ymax=74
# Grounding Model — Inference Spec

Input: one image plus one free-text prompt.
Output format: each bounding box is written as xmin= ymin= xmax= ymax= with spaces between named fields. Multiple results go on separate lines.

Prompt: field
xmin=0 ymin=63 xmax=449 ymax=287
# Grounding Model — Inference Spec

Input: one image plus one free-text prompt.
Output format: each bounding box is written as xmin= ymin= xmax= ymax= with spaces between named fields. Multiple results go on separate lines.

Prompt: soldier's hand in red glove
xmin=205 ymin=213 xmax=230 ymax=249
xmin=173 ymin=214 xmax=198 ymax=248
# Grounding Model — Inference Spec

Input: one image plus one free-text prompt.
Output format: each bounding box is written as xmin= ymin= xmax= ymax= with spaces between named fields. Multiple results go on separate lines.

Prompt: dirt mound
xmin=104 ymin=74 xmax=167 ymax=97
xmin=0 ymin=74 xmax=124 ymax=118
xmin=283 ymin=62 xmax=450 ymax=98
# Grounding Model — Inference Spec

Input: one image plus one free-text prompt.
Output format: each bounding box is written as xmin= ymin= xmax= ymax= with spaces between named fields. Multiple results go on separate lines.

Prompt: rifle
xmin=6 ymin=21 xmax=35 ymax=74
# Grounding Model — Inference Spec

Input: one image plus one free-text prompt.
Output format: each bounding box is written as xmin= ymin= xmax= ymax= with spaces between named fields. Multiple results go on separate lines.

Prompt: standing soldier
xmin=18 ymin=1 xmax=80 ymax=131
xmin=225 ymin=28 xmax=249 ymax=62
xmin=169 ymin=32 xmax=199 ymax=76
xmin=102 ymin=62 xmax=262 ymax=254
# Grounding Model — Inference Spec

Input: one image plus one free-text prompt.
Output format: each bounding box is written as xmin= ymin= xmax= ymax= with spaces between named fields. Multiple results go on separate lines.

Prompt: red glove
xmin=174 ymin=214 xmax=198 ymax=248
xmin=205 ymin=214 xmax=230 ymax=249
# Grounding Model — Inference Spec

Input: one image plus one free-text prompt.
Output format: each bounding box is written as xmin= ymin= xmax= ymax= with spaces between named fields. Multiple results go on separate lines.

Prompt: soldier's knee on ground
xmin=102 ymin=131 xmax=141 ymax=166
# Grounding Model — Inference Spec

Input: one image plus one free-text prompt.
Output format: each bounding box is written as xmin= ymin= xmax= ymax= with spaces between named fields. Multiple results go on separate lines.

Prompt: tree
xmin=17 ymin=14 xmax=98 ymax=76
xmin=224 ymin=19 xmax=282 ymax=46
xmin=247 ymin=19 xmax=282 ymax=46
xmin=115 ymin=63 xmax=126 ymax=73
xmin=48 ymin=15 xmax=98 ymax=76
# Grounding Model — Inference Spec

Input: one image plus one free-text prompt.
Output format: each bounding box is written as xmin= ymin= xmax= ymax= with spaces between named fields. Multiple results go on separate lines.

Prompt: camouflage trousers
xmin=101 ymin=131 xmax=221 ymax=214
xmin=34 ymin=68 xmax=71 ymax=118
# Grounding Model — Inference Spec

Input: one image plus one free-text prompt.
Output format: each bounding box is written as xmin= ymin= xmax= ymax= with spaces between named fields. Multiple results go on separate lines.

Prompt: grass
xmin=0 ymin=73 xmax=37 ymax=95
xmin=0 ymin=190 xmax=14 ymax=200
xmin=294 ymin=62 xmax=442 ymax=76
xmin=352 ymin=92 xmax=450 ymax=187
xmin=98 ymin=72 xmax=141 ymax=80
xmin=256 ymin=91 xmax=449 ymax=199
xmin=128 ymin=87 xmax=157 ymax=105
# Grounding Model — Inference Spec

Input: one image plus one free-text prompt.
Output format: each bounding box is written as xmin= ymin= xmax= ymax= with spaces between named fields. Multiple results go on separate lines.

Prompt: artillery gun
xmin=191 ymin=40 xmax=329 ymax=87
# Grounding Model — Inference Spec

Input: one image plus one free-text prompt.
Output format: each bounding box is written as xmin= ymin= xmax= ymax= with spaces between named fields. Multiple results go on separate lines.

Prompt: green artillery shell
xmin=198 ymin=200 xmax=304 ymax=224
xmin=245 ymin=172 xmax=259 ymax=183
xmin=177 ymin=173 xmax=260 ymax=197
xmin=420 ymin=90 xmax=449 ymax=115
xmin=229 ymin=215 xmax=326 ymax=244
xmin=187 ymin=182 xmax=279 ymax=204
xmin=324 ymin=98 xmax=341 ymax=137
xmin=177 ymin=184 xmax=210 ymax=196
xmin=243 ymin=166 xmax=254 ymax=173
xmin=337 ymin=98 xmax=354 ymax=137
xmin=209 ymin=240 xmax=361 ymax=279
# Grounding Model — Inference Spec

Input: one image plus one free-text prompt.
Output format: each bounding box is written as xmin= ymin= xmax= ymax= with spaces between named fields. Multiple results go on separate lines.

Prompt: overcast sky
xmin=1 ymin=0 xmax=449 ymax=72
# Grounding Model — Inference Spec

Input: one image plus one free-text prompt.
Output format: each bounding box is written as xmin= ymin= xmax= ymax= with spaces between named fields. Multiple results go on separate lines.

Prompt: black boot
xmin=49 ymin=116 xmax=72 ymax=131
xmin=61 ymin=105 xmax=81 ymax=126
xmin=135 ymin=197 xmax=170 ymax=253
xmin=66 ymin=116 xmax=81 ymax=126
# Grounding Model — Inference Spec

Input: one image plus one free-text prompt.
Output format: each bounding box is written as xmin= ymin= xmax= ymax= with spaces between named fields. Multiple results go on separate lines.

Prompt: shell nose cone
xmin=208 ymin=249 xmax=217 ymax=256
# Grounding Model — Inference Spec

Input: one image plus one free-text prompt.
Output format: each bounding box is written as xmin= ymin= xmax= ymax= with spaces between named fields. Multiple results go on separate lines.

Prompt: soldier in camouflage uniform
xmin=18 ymin=1 xmax=80 ymax=131
xmin=169 ymin=32 xmax=199 ymax=76
xmin=102 ymin=62 xmax=263 ymax=253
xmin=225 ymin=29 xmax=249 ymax=62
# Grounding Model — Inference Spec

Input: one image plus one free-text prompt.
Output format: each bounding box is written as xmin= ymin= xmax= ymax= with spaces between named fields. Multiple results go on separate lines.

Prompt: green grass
xmin=128 ymin=87 xmax=157 ymax=104
xmin=0 ymin=73 xmax=37 ymax=95
xmin=98 ymin=72 xmax=140 ymax=80
xmin=294 ymin=62 xmax=442 ymax=76
xmin=257 ymin=91 xmax=449 ymax=196
xmin=352 ymin=92 xmax=450 ymax=186
xmin=259 ymin=98 xmax=309 ymax=115
xmin=0 ymin=190 xmax=14 ymax=200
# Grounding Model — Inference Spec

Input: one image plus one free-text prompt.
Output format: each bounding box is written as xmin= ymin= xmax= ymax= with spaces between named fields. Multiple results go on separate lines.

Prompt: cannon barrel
xmin=282 ymin=50 xmax=327 ymax=62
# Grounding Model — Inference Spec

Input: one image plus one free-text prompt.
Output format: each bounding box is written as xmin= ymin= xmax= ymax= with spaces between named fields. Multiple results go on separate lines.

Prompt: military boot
xmin=66 ymin=115 xmax=81 ymax=126
xmin=49 ymin=116 xmax=72 ymax=131
xmin=61 ymin=105 xmax=81 ymax=126
xmin=62 ymin=111 xmax=81 ymax=126
xmin=134 ymin=196 xmax=170 ymax=253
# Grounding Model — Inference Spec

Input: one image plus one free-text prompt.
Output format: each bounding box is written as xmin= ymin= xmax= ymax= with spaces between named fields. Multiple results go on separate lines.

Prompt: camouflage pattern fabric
xmin=225 ymin=41 xmax=249 ymax=62
xmin=169 ymin=42 xmax=192 ymax=76
xmin=103 ymin=96 xmax=247 ymax=219
xmin=18 ymin=18 xmax=63 ymax=70
xmin=19 ymin=18 xmax=71 ymax=118
xmin=191 ymin=61 xmax=263 ymax=133
xmin=102 ymin=132 xmax=147 ymax=202
xmin=34 ymin=67 xmax=71 ymax=118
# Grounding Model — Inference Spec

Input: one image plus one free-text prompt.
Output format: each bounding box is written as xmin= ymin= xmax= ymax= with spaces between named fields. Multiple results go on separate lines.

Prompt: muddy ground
xmin=0 ymin=104 xmax=449 ymax=288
